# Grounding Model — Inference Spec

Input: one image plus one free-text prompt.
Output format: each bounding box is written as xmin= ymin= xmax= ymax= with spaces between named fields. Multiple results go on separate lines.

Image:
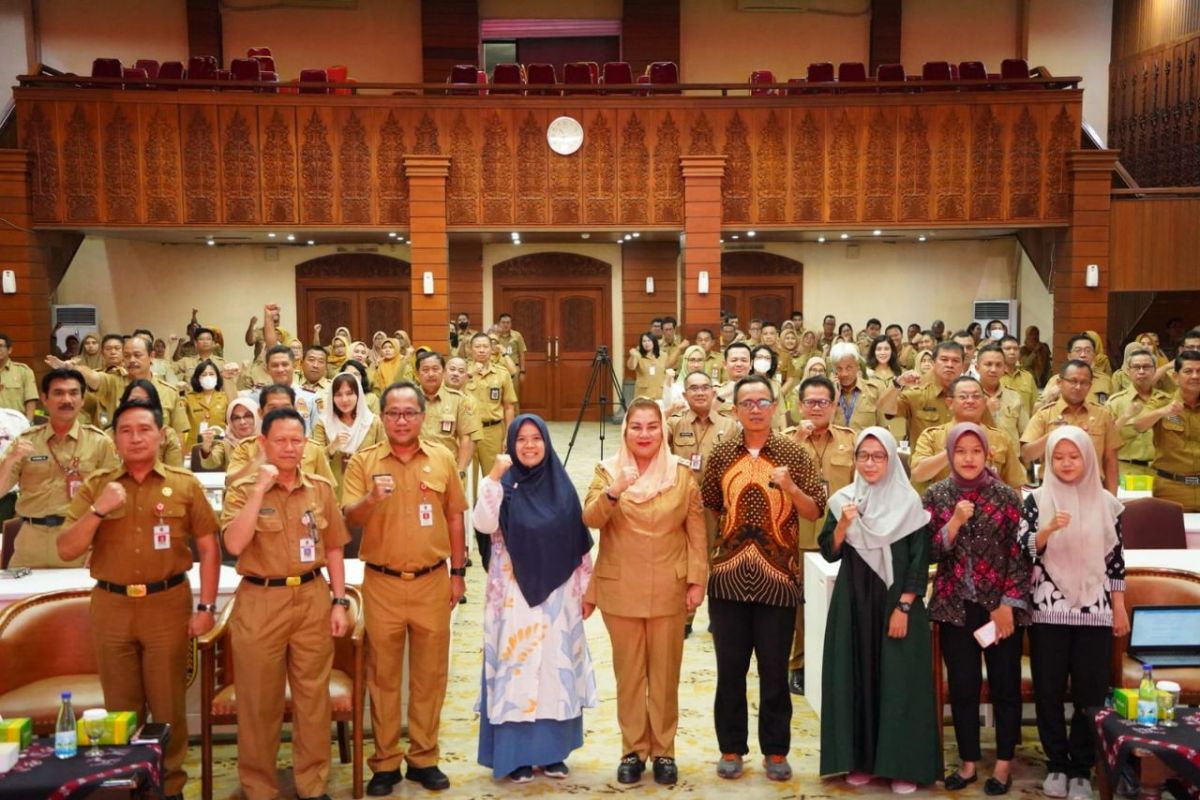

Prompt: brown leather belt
xmin=1120 ymin=459 xmax=1152 ymax=467
xmin=241 ymin=568 xmax=321 ymax=588
xmin=23 ymin=515 xmax=66 ymax=527
xmin=482 ymin=419 xmax=502 ymax=428
xmin=365 ymin=561 xmax=444 ymax=580
xmin=96 ymin=572 xmax=188 ymax=598
xmin=1155 ymin=469 xmax=1200 ymax=487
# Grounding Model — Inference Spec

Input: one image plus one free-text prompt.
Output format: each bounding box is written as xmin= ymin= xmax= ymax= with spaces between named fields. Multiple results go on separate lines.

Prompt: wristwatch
xmin=896 ymin=600 xmax=913 ymax=614
xmin=331 ymin=597 xmax=351 ymax=609
xmin=196 ymin=602 xmax=217 ymax=613
xmin=450 ymin=566 xmax=468 ymax=577
xmin=458 ymin=470 xmax=466 ymax=480
xmin=90 ymin=504 xmax=107 ymax=519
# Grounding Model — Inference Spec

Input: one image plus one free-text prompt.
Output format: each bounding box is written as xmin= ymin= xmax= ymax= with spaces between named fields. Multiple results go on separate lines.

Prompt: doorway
xmin=493 ymin=253 xmax=612 ymax=421
xmin=296 ymin=254 xmax=411 ymax=346
xmin=720 ymin=251 xmax=804 ymax=326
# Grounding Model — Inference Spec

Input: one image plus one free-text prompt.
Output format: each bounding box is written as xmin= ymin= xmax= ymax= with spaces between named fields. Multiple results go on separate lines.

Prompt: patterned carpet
xmin=187 ymin=423 xmax=1055 ymax=799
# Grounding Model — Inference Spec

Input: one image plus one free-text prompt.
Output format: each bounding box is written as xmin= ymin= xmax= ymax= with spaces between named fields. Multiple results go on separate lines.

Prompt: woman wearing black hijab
xmin=470 ymin=414 xmax=596 ymax=784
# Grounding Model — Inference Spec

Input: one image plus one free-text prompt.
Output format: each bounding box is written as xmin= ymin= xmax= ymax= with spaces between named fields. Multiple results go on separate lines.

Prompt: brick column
xmin=1053 ymin=150 xmax=1119 ymax=356
xmin=0 ymin=150 xmax=52 ymax=382
xmin=680 ymin=155 xmax=726 ymax=338
xmin=404 ymin=154 xmax=452 ymax=351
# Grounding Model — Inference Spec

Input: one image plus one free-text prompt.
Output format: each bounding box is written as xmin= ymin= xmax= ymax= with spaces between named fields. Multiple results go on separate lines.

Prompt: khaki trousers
xmin=602 ymin=611 xmax=687 ymax=760
xmin=90 ymin=580 xmax=192 ymax=795
xmin=10 ymin=521 xmax=85 ymax=568
xmin=230 ymin=578 xmax=334 ymax=800
xmin=1155 ymin=476 xmax=1200 ymax=512
xmin=471 ymin=423 xmax=505 ymax=479
xmin=364 ymin=567 xmax=451 ymax=771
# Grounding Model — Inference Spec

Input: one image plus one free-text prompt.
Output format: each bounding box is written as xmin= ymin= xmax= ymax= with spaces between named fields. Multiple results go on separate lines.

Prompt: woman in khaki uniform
xmin=182 ymin=360 xmax=228 ymax=450
xmin=310 ymin=373 xmax=386 ymax=500
xmin=198 ymin=396 xmax=259 ymax=470
xmin=627 ymin=332 xmax=667 ymax=401
xmin=582 ymin=398 xmax=708 ymax=786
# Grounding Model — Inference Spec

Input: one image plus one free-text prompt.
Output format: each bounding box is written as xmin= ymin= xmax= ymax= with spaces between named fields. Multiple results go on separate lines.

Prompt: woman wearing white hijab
xmin=819 ymin=426 xmax=940 ymax=794
xmin=310 ymin=372 xmax=385 ymax=499
xmin=197 ymin=396 xmax=259 ymax=470
xmin=1020 ymin=426 xmax=1127 ymax=800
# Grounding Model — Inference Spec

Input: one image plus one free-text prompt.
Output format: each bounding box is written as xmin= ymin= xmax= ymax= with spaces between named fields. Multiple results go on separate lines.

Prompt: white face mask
xmin=199 ymin=374 xmax=218 ymax=391
xmin=753 ymin=358 xmax=773 ymax=374
xmin=989 ymin=329 xmax=1004 ymax=341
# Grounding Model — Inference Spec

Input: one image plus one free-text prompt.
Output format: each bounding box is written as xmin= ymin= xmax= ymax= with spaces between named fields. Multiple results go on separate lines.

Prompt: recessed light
xmin=581 ymin=233 xmax=590 ymax=239
xmin=388 ymin=232 xmax=397 ymax=238
xmin=286 ymin=234 xmax=296 ymax=242
xmin=266 ymin=232 xmax=276 ymax=238
xmin=206 ymin=240 xmax=215 ymax=246
xmin=624 ymin=234 xmax=632 ymax=240
xmin=511 ymin=231 xmax=520 ymax=239
xmin=306 ymin=240 xmax=315 ymax=245
xmin=747 ymin=231 xmax=756 ymax=237
xmin=719 ymin=238 xmax=725 ymax=243
xmin=873 ymin=229 xmax=882 ymax=236
xmin=840 ymin=233 xmax=849 ymax=240
xmin=731 ymin=235 xmax=739 ymax=240
xmin=918 ymin=235 xmax=927 ymax=242
xmin=632 ymin=232 xmax=640 ymax=238
xmin=817 ymin=235 xmax=826 ymax=243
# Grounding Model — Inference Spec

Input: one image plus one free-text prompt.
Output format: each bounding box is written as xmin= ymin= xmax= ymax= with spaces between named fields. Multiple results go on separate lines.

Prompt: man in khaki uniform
xmin=171 ymin=327 xmax=225 ymax=384
xmin=715 ymin=343 xmax=787 ymax=429
xmin=887 ymin=324 xmax=917 ymax=371
xmin=0 ymin=368 xmax=119 ymax=567
xmin=1107 ymin=348 xmax=1172 ymax=481
xmin=909 ymin=375 xmax=1027 ymax=493
xmin=694 ymin=329 xmax=725 ymax=383
xmin=1000 ymin=335 xmax=1039 ymax=415
xmin=1041 ymin=334 xmax=1113 ymax=406
xmin=881 ymin=340 xmax=968 ymax=444
xmin=828 ymin=342 xmax=886 ymax=433
xmin=660 ymin=316 xmax=690 ymax=372
xmin=0 ymin=333 xmax=38 ymax=420
xmin=465 ymin=332 xmax=516 ymax=482
xmin=1132 ymin=350 xmax=1200 ymax=510
xmin=225 ymin=385 xmax=335 ymax=486
xmin=1022 ymin=361 xmax=1120 ymax=492
xmin=58 ymin=399 xmax=221 ymax=800
xmin=784 ymin=374 xmax=854 ymax=695
xmin=450 ymin=312 xmax=477 ymax=360
xmin=493 ymin=313 xmax=527 ymax=392
xmin=344 ymin=382 xmax=468 ymax=794
xmin=416 ymin=351 xmax=481 ymax=474
xmin=977 ymin=344 xmax=1030 ymax=448
xmin=221 ymin=407 xmax=351 ymax=800
xmin=79 ymin=334 xmax=127 ymax=427
xmin=444 ymin=356 xmax=470 ymax=392
xmin=245 ymin=304 xmax=292 ymax=360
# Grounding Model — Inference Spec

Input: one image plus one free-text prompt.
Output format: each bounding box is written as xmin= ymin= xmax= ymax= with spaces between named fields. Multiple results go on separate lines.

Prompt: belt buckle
xmin=1186 ymin=476 xmax=1200 ymax=487
xmin=286 ymin=575 xmax=302 ymax=587
xmin=126 ymin=584 xmax=147 ymax=598
xmin=400 ymin=571 xmax=415 ymax=581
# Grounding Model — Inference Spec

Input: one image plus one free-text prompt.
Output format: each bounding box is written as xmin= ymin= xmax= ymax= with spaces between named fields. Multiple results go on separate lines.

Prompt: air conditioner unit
xmin=972 ymin=299 xmax=1018 ymax=335
xmin=52 ymin=304 xmax=99 ymax=351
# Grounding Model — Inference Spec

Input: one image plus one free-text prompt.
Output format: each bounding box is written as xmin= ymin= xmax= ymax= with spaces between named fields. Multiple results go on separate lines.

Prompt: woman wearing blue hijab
xmin=470 ymin=413 xmax=596 ymax=783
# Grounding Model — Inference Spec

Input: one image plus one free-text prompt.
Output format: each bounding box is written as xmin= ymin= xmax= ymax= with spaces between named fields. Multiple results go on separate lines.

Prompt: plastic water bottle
xmin=1137 ymin=664 xmax=1158 ymax=725
xmin=54 ymin=691 xmax=77 ymax=758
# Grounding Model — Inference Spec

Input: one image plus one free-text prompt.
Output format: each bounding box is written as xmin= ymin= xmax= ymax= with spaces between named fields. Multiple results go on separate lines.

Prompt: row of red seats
xmin=448 ymin=61 xmax=680 ymax=95
xmin=86 ymin=47 xmax=354 ymax=94
xmin=750 ymin=58 xmax=1036 ymax=94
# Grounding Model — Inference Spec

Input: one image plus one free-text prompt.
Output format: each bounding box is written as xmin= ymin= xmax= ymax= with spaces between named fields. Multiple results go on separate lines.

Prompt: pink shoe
xmin=846 ymin=772 xmax=872 ymax=786
xmin=891 ymin=779 xmax=918 ymax=794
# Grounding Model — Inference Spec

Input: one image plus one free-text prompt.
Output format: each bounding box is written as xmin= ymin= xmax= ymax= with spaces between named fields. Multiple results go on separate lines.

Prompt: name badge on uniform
xmin=711 ymin=367 xmax=720 ymax=379
xmin=198 ymin=421 xmax=208 ymax=435
xmin=67 ymin=479 xmax=82 ymax=499
xmin=153 ymin=524 xmax=171 ymax=550
xmin=489 ymin=387 xmax=500 ymax=401
xmin=505 ymin=346 xmax=513 ymax=355
xmin=649 ymin=366 xmax=656 ymax=376
xmin=690 ymin=453 xmax=703 ymax=471
xmin=418 ymin=503 xmax=434 ymax=527
xmin=441 ymin=418 xmax=454 ymax=434
xmin=299 ymin=537 xmax=316 ymax=563
xmin=676 ymin=430 xmax=694 ymax=439
xmin=1096 ymin=393 xmax=1108 ymax=404
xmin=29 ymin=455 xmax=48 ymax=462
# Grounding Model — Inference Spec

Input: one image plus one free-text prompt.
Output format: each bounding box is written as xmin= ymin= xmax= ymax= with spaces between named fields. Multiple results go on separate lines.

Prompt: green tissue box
xmin=0 ymin=717 xmax=32 ymax=750
xmin=75 ymin=710 xmax=138 ymax=745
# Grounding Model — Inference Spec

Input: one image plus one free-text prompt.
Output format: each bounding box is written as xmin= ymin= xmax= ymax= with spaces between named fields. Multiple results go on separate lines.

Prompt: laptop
xmin=1128 ymin=606 xmax=1200 ymax=668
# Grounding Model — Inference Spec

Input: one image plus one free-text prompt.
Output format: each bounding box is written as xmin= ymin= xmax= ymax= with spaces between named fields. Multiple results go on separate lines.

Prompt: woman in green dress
xmin=819 ymin=426 xmax=941 ymax=794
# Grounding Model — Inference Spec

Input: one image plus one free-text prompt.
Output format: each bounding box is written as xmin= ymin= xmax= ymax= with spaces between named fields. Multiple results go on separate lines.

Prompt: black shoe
xmin=788 ymin=668 xmax=805 ymax=695
xmin=984 ymin=775 xmax=1013 ymax=796
xmin=944 ymin=770 xmax=978 ymax=791
xmin=458 ymin=594 xmax=467 ymax=604
xmin=367 ymin=770 xmax=402 ymax=796
xmin=684 ymin=623 xmax=693 ymax=639
xmin=405 ymin=765 xmax=450 ymax=791
xmin=653 ymin=757 xmax=678 ymax=785
xmin=617 ymin=753 xmax=645 ymax=784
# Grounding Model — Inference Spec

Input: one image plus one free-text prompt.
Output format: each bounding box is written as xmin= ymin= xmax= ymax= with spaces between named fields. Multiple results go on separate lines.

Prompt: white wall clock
xmin=547 ymin=115 xmax=584 ymax=155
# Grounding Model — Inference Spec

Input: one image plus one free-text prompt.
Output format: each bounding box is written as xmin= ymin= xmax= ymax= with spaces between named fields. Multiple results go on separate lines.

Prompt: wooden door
xmin=296 ymin=255 xmax=411 ymax=345
xmin=720 ymin=251 xmax=805 ymax=327
xmin=720 ymin=286 xmax=793 ymax=327
xmin=553 ymin=289 xmax=605 ymax=419
xmin=505 ymin=292 xmax=552 ymax=416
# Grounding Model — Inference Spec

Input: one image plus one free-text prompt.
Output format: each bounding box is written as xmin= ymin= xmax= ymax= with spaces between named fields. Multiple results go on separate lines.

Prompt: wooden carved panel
xmin=516 ymin=111 xmax=547 ymax=224
xmin=377 ymin=111 xmax=409 ymax=224
xmin=101 ymin=105 xmax=139 ymax=222
xmin=619 ymin=112 xmax=649 ymax=224
xmin=970 ymin=105 xmax=1004 ymax=220
xmin=494 ymin=252 xmax=610 ymax=279
xmin=1007 ymin=106 xmax=1041 ymax=219
xmin=828 ymin=110 xmax=859 ymax=222
xmin=21 ymin=103 xmax=59 ymax=221
xmin=61 ymin=103 xmax=99 ymax=222
xmin=688 ymin=112 xmax=715 ymax=154
xmin=182 ymin=106 xmax=218 ymax=224
xmin=338 ymin=111 xmax=372 ymax=224
xmin=481 ymin=111 xmax=514 ymax=224
xmin=549 ymin=148 xmax=581 ymax=225
xmin=935 ymin=109 xmax=967 ymax=221
xmin=755 ymin=111 xmax=787 ymax=223
xmin=448 ymin=111 xmax=477 ymax=224
xmin=898 ymin=108 xmax=931 ymax=222
xmin=583 ymin=112 xmax=615 ymax=224
xmin=792 ymin=110 xmax=824 ymax=223
xmin=414 ymin=112 xmax=439 ymax=154
xmin=510 ymin=297 xmax=547 ymax=353
xmin=300 ymin=109 xmax=334 ymax=223
xmin=221 ymin=107 xmax=259 ymax=224
xmin=260 ymin=108 xmax=296 ymax=224
xmin=142 ymin=106 xmax=180 ymax=223
xmin=722 ymin=112 xmax=752 ymax=223
xmin=652 ymin=113 xmax=682 ymax=224
xmin=863 ymin=108 xmax=896 ymax=222
xmin=1044 ymin=105 xmax=1074 ymax=219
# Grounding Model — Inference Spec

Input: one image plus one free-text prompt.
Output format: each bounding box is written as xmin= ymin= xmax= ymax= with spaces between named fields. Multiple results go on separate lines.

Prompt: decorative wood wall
xmin=1109 ymin=197 xmax=1200 ymax=291
xmin=13 ymin=89 xmax=1082 ymax=231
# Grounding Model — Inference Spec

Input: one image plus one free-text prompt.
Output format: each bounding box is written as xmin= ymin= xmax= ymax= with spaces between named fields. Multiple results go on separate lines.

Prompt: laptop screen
xmin=1130 ymin=606 xmax=1200 ymax=649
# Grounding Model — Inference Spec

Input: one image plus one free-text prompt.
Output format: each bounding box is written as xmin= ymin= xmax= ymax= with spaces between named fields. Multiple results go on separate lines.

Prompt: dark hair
xmin=823 ymin=314 xmax=836 ymax=324
xmin=733 ymin=374 xmax=775 ymax=403
xmin=663 ymin=316 xmax=678 ymax=327
xmin=101 ymin=333 xmax=124 ymax=347
xmin=792 ymin=309 xmax=804 ymax=318
xmin=749 ymin=318 xmax=764 ymax=327
xmin=259 ymin=383 xmax=296 ymax=408
xmin=189 ymin=359 xmax=220 ymax=393
xmin=1066 ymin=334 xmax=1095 ymax=353
xmin=41 ymin=367 xmax=86 ymax=395
xmin=967 ymin=321 xmax=983 ymax=337
xmin=1174 ymin=349 xmax=1200 ymax=372
xmin=934 ymin=340 xmax=965 ymax=360
xmin=724 ymin=341 xmax=752 ymax=360
xmin=470 ymin=332 xmax=492 ymax=345
xmin=193 ymin=327 xmax=215 ymax=341
xmin=885 ymin=323 xmax=902 ymax=334
xmin=303 ymin=344 xmax=328 ymax=359
xmin=866 ymin=317 xmax=881 ymax=328
xmin=650 ymin=317 xmax=663 ymax=326
xmin=799 ymin=374 xmax=836 ymax=401
xmin=1000 ymin=335 xmax=1020 ymax=346
xmin=261 ymin=406 xmax=305 ymax=436
xmin=120 ymin=378 xmax=162 ymax=411
xmin=921 ymin=329 xmax=937 ymax=340
xmin=416 ymin=350 xmax=445 ymax=370
xmin=951 ymin=329 xmax=973 ymax=341
xmin=976 ymin=343 xmax=1005 ymax=361
xmin=986 ymin=319 xmax=1008 ymax=333
xmin=696 ymin=328 xmax=714 ymax=339
xmin=341 ymin=359 xmax=371 ymax=392
xmin=750 ymin=344 xmax=777 ymax=378
xmin=869 ymin=335 xmax=900 ymax=374
xmin=837 ymin=322 xmax=853 ymax=337
xmin=683 ymin=370 xmax=712 ymax=388
xmin=949 ymin=375 xmax=983 ymax=395
xmin=132 ymin=328 xmax=154 ymax=342
xmin=1126 ymin=348 xmax=1155 ymax=364
xmin=112 ymin=398 xmax=162 ymax=430
xmin=1182 ymin=329 xmax=1200 ymax=344
xmin=0 ymin=333 xmax=10 ymax=348
xmin=381 ymin=380 xmax=426 ymax=412
xmin=1060 ymin=359 xmax=1093 ymax=378
xmin=265 ymin=344 xmax=294 ymax=363
xmin=638 ymin=331 xmax=661 ymax=359
xmin=497 ymin=312 xmax=512 ymax=322
xmin=329 ymin=373 xmax=361 ymax=419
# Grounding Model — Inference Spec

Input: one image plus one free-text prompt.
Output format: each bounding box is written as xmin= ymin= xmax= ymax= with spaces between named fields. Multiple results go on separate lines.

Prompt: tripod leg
xmin=564 ymin=352 xmax=604 ymax=467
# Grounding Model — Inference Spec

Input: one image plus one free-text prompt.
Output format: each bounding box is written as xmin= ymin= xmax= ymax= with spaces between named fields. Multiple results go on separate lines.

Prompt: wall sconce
xmin=645 ymin=276 xmax=655 ymax=295
xmin=422 ymin=271 xmax=435 ymax=295
xmin=697 ymin=271 xmax=710 ymax=296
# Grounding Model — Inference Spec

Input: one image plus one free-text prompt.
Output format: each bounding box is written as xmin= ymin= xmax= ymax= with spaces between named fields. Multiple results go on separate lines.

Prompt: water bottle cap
xmin=1143 ymin=663 xmax=1153 ymax=669
xmin=61 ymin=691 xmax=71 ymax=699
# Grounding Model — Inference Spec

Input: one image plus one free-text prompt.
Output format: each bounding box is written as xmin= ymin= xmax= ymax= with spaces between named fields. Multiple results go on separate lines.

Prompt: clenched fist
xmin=94 ymin=482 xmax=127 ymax=516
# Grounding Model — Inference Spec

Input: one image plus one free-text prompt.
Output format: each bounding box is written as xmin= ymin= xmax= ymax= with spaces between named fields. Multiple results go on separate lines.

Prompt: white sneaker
xmin=1066 ymin=777 xmax=1094 ymax=800
xmin=891 ymin=779 xmax=918 ymax=794
xmin=1043 ymin=772 xmax=1069 ymax=798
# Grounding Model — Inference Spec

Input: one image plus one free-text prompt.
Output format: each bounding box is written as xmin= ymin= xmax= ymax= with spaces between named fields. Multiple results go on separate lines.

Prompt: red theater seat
xmin=602 ymin=61 xmax=634 ymax=93
xmin=1001 ymin=57 xmax=1030 ymax=79
xmin=229 ymin=58 xmax=261 ymax=86
xmin=876 ymin=63 xmax=906 ymax=92
xmin=491 ymin=63 xmax=525 ymax=94
xmin=327 ymin=65 xmax=351 ymax=95
xmin=252 ymin=55 xmax=276 ymax=73
xmin=750 ymin=69 xmax=776 ymax=96
xmin=564 ymin=62 xmax=595 ymax=93
xmin=526 ymin=63 xmax=557 ymax=95
xmin=648 ymin=61 xmax=679 ymax=93
xmin=157 ymin=60 xmax=184 ymax=88
xmin=122 ymin=66 xmax=149 ymax=89
xmin=247 ymin=46 xmax=272 ymax=58
xmin=89 ymin=58 xmax=122 ymax=87
xmin=187 ymin=56 xmax=219 ymax=82
xmin=806 ymin=61 xmax=835 ymax=91
xmin=921 ymin=61 xmax=953 ymax=91
xmin=837 ymin=62 xmax=869 ymax=93
xmin=299 ymin=68 xmax=329 ymax=94
xmin=134 ymin=59 xmax=160 ymax=79
xmin=958 ymin=61 xmax=987 ymax=81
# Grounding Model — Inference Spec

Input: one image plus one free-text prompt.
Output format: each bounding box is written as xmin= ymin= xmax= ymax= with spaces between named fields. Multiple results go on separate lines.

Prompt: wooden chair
xmin=197 ymin=584 xmax=366 ymax=800
xmin=1111 ymin=567 xmax=1200 ymax=704
xmin=0 ymin=590 xmax=105 ymax=734
xmin=1121 ymin=497 xmax=1187 ymax=549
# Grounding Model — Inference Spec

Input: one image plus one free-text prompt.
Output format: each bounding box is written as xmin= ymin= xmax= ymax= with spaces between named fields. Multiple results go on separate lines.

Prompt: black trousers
xmin=709 ymin=596 xmax=795 ymax=757
xmin=475 ymin=531 xmax=491 ymax=571
xmin=939 ymin=602 xmax=1024 ymax=762
xmin=1029 ymin=622 xmax=1113 ymax=779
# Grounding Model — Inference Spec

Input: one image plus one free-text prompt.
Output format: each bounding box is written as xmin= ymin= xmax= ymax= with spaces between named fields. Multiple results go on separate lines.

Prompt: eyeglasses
xmin=230 ymin=412 xmax=256 ymax=423
xmin=685 ymin=384 xmax=713 ymax=393
xmin=383 ymin=410 xmax=423 ymax=422
xmin=736 ymin=398 xmax=775 ymax=411
xmin=953 ymin=393 xmax=984 ymax=402
xmin=801 ymin=398 xmax=832 ymax=408
xmin=855 ymin=451 xmax=888 ymax=464
xmin=1129 ymin=364 xmax=1155 ymax=371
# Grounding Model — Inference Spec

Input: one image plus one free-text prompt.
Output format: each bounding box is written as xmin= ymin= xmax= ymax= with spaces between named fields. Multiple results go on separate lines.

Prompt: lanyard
xmin=837 ymin=387 xmax=860 ymax=427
